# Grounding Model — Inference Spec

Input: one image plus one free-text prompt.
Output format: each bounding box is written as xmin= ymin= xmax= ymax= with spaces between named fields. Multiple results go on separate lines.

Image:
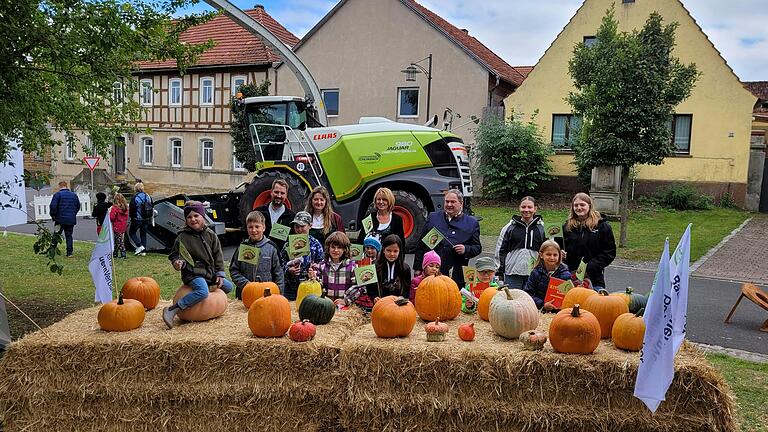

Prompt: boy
xmin=163 ymin=201 xmax=234 ymax=329
xmin=280 ymin=211 xmax=324 ymax=301
xmin=462 ymin=256 xmax=498 ymax=314
xmin=358 ymin=235 xmax=381 ymax=266
xmin=230 ymin=211 xmax=285 ymax=300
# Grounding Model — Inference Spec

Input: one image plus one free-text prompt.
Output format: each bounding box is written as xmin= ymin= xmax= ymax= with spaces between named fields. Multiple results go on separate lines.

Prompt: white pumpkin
xmin=488 ymin=287 xmax=539 ymax=339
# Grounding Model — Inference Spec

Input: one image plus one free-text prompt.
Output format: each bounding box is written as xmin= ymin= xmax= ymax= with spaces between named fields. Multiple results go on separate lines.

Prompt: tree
xmin=567 ymin=9 xmax=699 ymax=246
xmin=0 ymin=0 xmax=215 ymax=164
xmin=230 ymin=81 xmax=271 ymax=172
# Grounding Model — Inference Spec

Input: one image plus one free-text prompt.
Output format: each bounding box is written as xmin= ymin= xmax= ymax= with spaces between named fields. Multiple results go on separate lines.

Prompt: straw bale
xmin=337 ymin=313 xmax=736 ymax=432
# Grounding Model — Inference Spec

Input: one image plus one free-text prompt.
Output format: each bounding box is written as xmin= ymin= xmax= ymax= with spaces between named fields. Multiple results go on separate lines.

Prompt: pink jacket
xmin=409 ymin=273 xmax=426 ymax=304
xmin=110 ymin=205 xmax=129 ymax=233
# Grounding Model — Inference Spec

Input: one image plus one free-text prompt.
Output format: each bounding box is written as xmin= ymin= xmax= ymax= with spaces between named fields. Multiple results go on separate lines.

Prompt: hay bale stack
xmin=0 ymin=300 xmax=364 ymax=432
xmin=337 ymin=313 xmax=736 ymax=432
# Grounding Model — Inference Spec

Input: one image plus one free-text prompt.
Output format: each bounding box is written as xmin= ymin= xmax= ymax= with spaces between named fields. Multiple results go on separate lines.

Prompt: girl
xmin=92 ymin=192 xmax=111 ymax=235
xmin=524 ymin=240 xmax=572 ymax=312
xmin=310 ymin=231 xmax=358 ymax=306
xmin=109 ymin=193 xmax=129 ymax=259
xmin=562 ymin=193 xmax=616 ymax=290
xmin=305 ymin=186 xmax=344 ymax=245
xmin=358 ymin=235 xmax=381 ymax=267
xmin=497 ymin=196 xmax=544 ymax=288
xmin=356 ymin=187 xmax=406 ymax=247
xmin=409 ymin=250 xmax=441 ymax=305
xmin=368 ymin=235 xmax=411 ymax=302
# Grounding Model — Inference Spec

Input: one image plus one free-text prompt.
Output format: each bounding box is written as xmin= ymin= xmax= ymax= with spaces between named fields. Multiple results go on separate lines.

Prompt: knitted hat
xmin=422 ymin=250 xmax=441 ymax=268
xmin=475 ymin=256 xmax=496 ymax=272
xmin=363 ymin=236 xmax=382 ymax=252
xmin=184 ymin=201 xmax=206 ymax=218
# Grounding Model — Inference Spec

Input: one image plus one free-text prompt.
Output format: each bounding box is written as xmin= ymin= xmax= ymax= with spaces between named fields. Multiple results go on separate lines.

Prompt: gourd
xmin=242 ymin=277 xmax=280 ymax=309
xmin=425 ymin=320 xmax=449 ymax=342
xmin=477 ymin=284 xmax=504 ymax=321
xmin=298 ymin=292 xmax=336 ymax=325
xmin=172 ymin=285 xmax=228 ymax=322
xmin=371 ymin=296 xmax=417 ymax=338
xmin=121 ymin=277 xmax=160 ymax=310
xmin=549 ymin=304 xmax=601 ymax=354
xmin=414 ymin=275 xmax=462 ymax=322
xmin=458 ymin=322 xmax=475 ymax=341
xmin=561 ymin=286 xmax=598 ymax=310
xmin=612 ymin=308 xmax=646 ymax=351
xmin=248 ymin=287 xmax=291 ymax=337
xmin=488 ymin=287 xmax=539 ymax=339
xmin=583 ymin=289 xmax=629 ymax=339
xmin=288 ymin=320 xmax=317 ymax=342
xmin=519 ymin=330 xmax=548 ymax=351
xmin=610 ymin=287 xmax=648 ymax=314
xmin=296 ymin=278 xmax=322 ymax=310
xmin=98 ymin=293 xmax=145 ymax=332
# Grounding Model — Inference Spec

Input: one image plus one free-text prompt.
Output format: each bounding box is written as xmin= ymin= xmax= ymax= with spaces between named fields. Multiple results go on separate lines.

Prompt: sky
xmin=178 ymin=0 xmax=768 ymax=82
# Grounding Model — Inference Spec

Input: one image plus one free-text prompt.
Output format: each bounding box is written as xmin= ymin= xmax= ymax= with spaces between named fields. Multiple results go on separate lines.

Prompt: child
xmin=523 ymin=240 xmax=572 ymax=312
xmin=309 ymin=231 xmax=358 ymax=306
xmin=163 ymin=201 xmax=235 ymax=329
xmin=358 ymin=235 xmax=381 ymax=266
xmin=369 ymin=234 xmax=411 ymax=301
xmin=109 ymin=193 xmax=129 ymax=259
xmin=280 ymin=211 xmax=324 ymax=301
xmin=462 ymin=256 xmax=498 ymax=313
xmin=230 ymin=211 xmax=285 ymax=300
xmin=410 ymin=250 xmax=441 ymax=305
xmin=92 ymin=192 xmax=111 ymax=235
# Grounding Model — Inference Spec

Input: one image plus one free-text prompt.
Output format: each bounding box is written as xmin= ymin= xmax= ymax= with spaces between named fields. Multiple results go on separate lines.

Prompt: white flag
xmin=634 ymin=239 xmax=674 ymax=413
xmin=671 ymin=224 xmax=691 ymax=352
xmin=0 ymin=289 xmax=10 ymax=350
xmin=89 ymin=213 xmax=115 ymax=304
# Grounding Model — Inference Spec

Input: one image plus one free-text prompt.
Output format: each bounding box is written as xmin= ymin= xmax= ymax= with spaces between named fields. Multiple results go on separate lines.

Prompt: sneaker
xmin=162 ymin=307 xmax=177 ymax=329
xmin=66 ymin=254 xmax=75 ymax=258
xmin=134 ymin=246 xmax=145 ymax=255
xmin=139 ymin=252 xmax=146 ymax=256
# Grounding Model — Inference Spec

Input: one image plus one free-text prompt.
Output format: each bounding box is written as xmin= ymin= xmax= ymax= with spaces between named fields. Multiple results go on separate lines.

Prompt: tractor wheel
xmin=239 ymin=171 xmax=310 ymax=228
xmin=366 ymin=190 xmax=428 ymax=253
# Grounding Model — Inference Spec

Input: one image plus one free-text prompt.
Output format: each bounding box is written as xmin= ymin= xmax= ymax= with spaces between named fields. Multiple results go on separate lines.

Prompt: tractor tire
xmin=239 ymin=171 xmax=310 ymax=228
xmin=366 ymin=190 xmax=428 ymax=253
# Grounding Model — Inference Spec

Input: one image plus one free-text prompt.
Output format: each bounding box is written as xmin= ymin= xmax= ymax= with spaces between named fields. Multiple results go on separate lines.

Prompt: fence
xmin=32 ymin=194 xmax=92 ymax=221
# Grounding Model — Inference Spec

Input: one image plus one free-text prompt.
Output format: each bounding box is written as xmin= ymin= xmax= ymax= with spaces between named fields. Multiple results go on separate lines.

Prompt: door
xmin=114 ymin=136 xmax=125 ymax=175
xmin=760 ymin=152 xmax=768 ymax=213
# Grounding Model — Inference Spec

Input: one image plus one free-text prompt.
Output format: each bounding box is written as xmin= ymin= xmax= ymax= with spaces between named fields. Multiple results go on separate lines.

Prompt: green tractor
xmin=236 ymin=96 xmax=473 ymax=251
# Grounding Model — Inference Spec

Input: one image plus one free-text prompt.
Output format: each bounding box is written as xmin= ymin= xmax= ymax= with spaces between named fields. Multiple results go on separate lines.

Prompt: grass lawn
xmin=706 ymin=353 xmax=768 ymax=432
xmin=475 ymin=205 xmax=751 ymax=262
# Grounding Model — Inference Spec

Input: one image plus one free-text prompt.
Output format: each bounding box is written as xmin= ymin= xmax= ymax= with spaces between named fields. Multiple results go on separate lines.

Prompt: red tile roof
xmin=514 ymin=66 xmax=534 ymax=81
xmin=744 ymin=81 xmax=768 ymax=101
xmin=137 ymin=7 xmax=299 ymax=70
xmin=402 ymin=0 xmax=525 ymax=87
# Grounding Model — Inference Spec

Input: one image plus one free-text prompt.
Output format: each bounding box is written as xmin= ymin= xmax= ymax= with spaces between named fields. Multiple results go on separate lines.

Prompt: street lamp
xmin=400 ymin=54 xmax=432 ymax=122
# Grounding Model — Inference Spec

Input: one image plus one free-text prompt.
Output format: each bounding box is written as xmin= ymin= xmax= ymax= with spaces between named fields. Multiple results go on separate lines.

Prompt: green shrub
xmin=472 ymin=115 xmax=555 ymax=200
xmin=655 ymin=184 xmax=713 ymax=210
xmin=717 ymin=192 xmax=737 ymax=208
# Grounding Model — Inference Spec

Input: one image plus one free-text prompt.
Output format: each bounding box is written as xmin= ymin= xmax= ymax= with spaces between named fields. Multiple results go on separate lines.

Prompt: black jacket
xmin=562 ymin=218 xmax=616 ymax=288
xmin=92 ymin=201 xmax=112 ymax=226
xmin=498 ymin=215 xmax=545 ymax=272
xmin=356 ymin=211 xmax=405 ymax=247
xmin=366 ymin=261 xmax=411 ymax=300
xmin=255 ymin=204 xmax=296 ymax=250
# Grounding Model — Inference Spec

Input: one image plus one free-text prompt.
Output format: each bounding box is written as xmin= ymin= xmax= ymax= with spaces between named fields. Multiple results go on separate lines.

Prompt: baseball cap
xmin=292 ymin=211 xmax=312 ymax=226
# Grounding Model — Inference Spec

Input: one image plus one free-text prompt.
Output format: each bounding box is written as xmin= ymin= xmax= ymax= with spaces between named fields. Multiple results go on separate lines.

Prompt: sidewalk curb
xmin=691 ymin=342 xmax=768 ymax=364
xmin=690 ymin=217 xmax=752 ymax=273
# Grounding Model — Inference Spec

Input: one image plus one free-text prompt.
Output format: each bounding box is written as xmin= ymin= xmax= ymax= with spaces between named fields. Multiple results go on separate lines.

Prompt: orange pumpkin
xmin=414 ymin=275 xmax=462 ymax=322
xmin=477 ymin=284 xmax=503 ymax=321
xmin=561 ymin=286 xmax=598 ymax=310
xmin=121 ymin=277 xmax=161 ymax=310
xmin=549 ymin=304 xmax=601 ymax=354
xmin=371 ymin=296 xmax=417 ymax=338
xmin=458 ymin=323 xmax=475 ymax=341
xmin=583 ymin=289 xmax=629 ymax=338
xmin=172 ymin=285 xmax=228 ymax=322
xmin=242 ymin=278 xmax=280 ymax=309
xmin=248 ymin=287 xmax=291 ymax=337
xmin=612 ymin=308 xmax=646 ymax=351
xmin=98 ymin=293 xmax=145 ymax=332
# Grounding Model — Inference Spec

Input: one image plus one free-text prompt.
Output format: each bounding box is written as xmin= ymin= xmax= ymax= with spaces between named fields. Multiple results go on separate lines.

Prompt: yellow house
xmin=506 ymin=0 xmax=757 ymax=206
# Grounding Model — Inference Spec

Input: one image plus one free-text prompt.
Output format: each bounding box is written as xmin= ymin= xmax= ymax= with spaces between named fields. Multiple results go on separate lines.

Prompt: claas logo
xmin=312 ymin=132 xmax=337 ymax=140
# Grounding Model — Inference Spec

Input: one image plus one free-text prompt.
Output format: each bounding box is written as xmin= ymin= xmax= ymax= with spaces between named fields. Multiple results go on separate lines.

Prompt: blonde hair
xmin=534 ymin=240 xmax=562 ymax=269
xmin=113 ymin=193 xmax=128 ymax=211
xmin=374 ymin=187 xmax=395 ymax=213
xmin=306 ymin=186 xmax=334 ymax=235
xmin=565 ymin=192 xmax=601 ymax=232
xmin=134 ymin=182 xmax=145 ymax=193
xmin=246 ymin=210 xmax=265 ymax=225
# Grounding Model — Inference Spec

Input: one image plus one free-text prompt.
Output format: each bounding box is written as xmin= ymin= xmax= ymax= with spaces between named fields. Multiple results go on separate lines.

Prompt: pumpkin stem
xmin=394 ymin=297 xmax=409 ymax=306
xmin=256 ymin=276 xmax=262 ymax=282
xmin=503 ymin=287 xmax=513 ymax=300
xmin=263 ymin=287 xmax=271 ymax=297
xmin=572 ymin=304 xmax=581 ymax=317
xmin=598 ymin=289 xmax=609 ymax=296
xmin=117 ymin=293 xmax=124 ymax=305
xmin=636 ymin=307 xmax=645 ymax=317
xmin=626 ymin=286 xmax=634 ymax=295
xmin=302 ymin=319 xmax=311 ymax=324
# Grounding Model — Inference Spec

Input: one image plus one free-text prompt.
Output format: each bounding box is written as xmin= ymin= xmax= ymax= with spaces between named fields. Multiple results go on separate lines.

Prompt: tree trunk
xmin=619 ymin=166 xmax=631 ymax=247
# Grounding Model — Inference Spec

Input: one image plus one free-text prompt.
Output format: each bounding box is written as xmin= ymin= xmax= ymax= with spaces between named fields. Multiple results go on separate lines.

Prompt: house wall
xmin=506 ymin=0 xmax=757 ymax=203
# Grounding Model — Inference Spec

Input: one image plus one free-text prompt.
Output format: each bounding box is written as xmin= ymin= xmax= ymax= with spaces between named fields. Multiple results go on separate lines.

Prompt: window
xmin=65 ymin=138 xmax=75 ymax=161
xmin=200 ymin=77 xmax=214 ymax=106
xmin=171 ymin=138 xmax=182 ymax=167
xmin=583 ymin=36 xmax=597 ymax=48
xmin=397 ymin=87 xmax=419 ymax=118
xmin=233 ymin=155 xmax=246 ymax=171
xmin=112 ymin=82 xmax=123 ymax=104
xmin=86 ymin=136 xmax=96 ymax=156
xmin=668 ymin=114 xmax=692 ymax=153
xmin=201 ymin=139 xmax=214 ymax=169
xmin=169 ymin=78 xmax=182 ymax=106
xmin=322 ymin=89 xmax=339 ymax=116
xmin=232 ymin=75 xmax=246 ymax=96
xmin=140 ymin=79 xmax=153 ymax=106
xmin=623 ymin=0 xmax=635 ymax=3
xmin=142 ymin=137 xmax=154 ymax=165
xmin=552 ymin=114 xmax=582 ymax=149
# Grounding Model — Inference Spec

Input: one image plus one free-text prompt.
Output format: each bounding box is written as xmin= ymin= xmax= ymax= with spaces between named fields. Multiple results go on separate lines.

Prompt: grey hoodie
xmin=229 ymin=236 xmax=284 ymax=299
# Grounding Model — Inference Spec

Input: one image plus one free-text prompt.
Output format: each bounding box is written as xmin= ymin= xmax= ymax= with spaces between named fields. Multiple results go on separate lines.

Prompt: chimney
xmin=255 ymin=4 xmax=264 ymax=10
xmin=461 ymin=29 xmax=469 ymax=35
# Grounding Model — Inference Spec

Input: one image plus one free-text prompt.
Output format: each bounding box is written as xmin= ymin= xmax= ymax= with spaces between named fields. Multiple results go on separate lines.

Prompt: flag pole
xmin=0 ymin=290 xmax=51 ymax=339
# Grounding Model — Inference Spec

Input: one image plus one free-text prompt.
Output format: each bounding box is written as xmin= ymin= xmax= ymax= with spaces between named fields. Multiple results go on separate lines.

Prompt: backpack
xmin=137 ymin=194 xmax=154 ymax=219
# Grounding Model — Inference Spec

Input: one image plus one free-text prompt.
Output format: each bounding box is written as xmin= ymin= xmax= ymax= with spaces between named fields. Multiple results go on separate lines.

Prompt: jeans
xmin=53 ymin=224 xmax=75 ymax=256
xmin=128 ymin=219 xmax=149 ymax=250
xmin=504 ymin=274 xmax=528 ymax=289
xmin=177 ymin=277 xmax=234 ymax=310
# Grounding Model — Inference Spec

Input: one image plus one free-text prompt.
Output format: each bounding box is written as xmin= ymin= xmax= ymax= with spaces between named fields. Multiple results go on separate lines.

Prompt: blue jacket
xmin=50 ymin=188 xmax=80 ymax=226
xmin=130 ymin=192 xmax=152 ymax=221
xmin=414 ymin=211 xmax=481 ymax=287
xmin=524 ymin=263 xmax=572 ymax=309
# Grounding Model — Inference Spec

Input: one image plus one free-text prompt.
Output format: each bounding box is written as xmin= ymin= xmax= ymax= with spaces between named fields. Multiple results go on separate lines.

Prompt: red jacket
xmin=110 ymin=205 xmax=129 ymax=233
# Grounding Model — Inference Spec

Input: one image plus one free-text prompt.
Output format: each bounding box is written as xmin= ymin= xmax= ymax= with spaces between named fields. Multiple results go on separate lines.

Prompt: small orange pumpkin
xmin=121 ymin=276 xmax=161 ymax=310
xmin=425 ymin=319 xmax=449 ymax=342
xmin=561 ymin=286 xmax=598 ymax=310
xmin=242 ymin=277 xmax=280 ymax=309
xmin=612 ymin=308 xmax=646 ymax=351
xmin=477 ymin=284 xmax=503 ymax=321
xmin=248 ymin=287 xmax=291 ymax=337
xmin=583 ymin=289 xmax=629 ymax=339
xmin=172 ymin=285 xmax=228 ymax=322
xmin=414 ymin=275 xmax=462 ymax=322
xmin=98 ymin=293 xmax=145 ymax=332
xmin=549 ymin=304 xmax=601 ymax=354
xmin=371 ymin=296 xmax=417 ymax=338
xmin=458 ymin=322 xmax=475 ymax=341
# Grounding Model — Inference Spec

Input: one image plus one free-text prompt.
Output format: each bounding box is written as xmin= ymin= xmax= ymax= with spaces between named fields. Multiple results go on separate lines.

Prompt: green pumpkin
xmin=298 ymin=293 xmax=336 ymax=325
xmin=610 ymin=287 xmax=648 ymax=314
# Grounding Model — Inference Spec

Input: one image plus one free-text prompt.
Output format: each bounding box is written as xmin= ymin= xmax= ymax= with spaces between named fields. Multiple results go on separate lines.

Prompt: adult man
xmin=414 ymin=189 xmax=481 ymax=287
xmin=255 ymin=179 xmax=295 ymax=250
xmin=49 ymin=181 xmax=81 ymax=257
xmin=129 ymin=182 xmax=152 ymax=256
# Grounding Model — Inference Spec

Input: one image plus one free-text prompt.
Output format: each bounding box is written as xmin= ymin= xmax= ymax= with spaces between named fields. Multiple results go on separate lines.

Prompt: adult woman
xmin=304 ymin=186 xmax=344 ymax=245
xmin=356 ymin=187 xmax=405 ymax=247
xmin=497 ymin=196 xmax=545 ymax=288
xmin=128 ymin=182 xmax=152 ymax=256
xmin=562 ymin=193 xmax=616 ymax=290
